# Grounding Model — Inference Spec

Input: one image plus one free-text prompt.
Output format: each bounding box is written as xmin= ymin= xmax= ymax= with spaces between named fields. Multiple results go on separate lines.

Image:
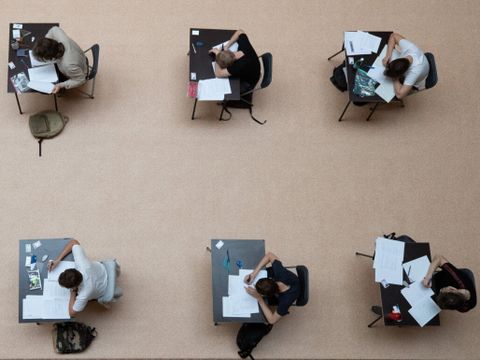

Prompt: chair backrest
xmin=259 ymin=53 xmax=272 ymax=89
xmin=424 ymin=52 xmax=437 ymax=89
xmin=295 ymin=265 xmax=309 ymax=306
xmin=85 ymin=44 xmax=100 ymax=80
xmin=459 ymin=268 xmax=476 ymax=288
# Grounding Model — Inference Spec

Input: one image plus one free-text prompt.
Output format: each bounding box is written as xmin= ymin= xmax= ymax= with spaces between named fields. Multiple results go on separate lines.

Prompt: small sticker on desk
xmin=8 ymin=62 xmax=15 ymax=70
xmin=192 ymin=30 xmax=199 ymax=36
xmin=25 ymin=256 xmax=31 ymax=267
xmin=12 ymin=29 xmax=21 ymax=39
xmin=216 ymin=240 xmax=224 ymax=249
xmin=191 ymin=72 xmax=196 ymax=80
xmin=32 ymin=240 xmax=42 ymax=249
xmin=13 ymin=23 xmax=23 ymax=29
xmin=25 ymin=243 xmax=31 ymax=253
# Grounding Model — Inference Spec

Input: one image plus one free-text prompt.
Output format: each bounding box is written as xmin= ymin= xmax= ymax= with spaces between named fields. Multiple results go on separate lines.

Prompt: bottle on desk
xmin=387 ymin=305 xmax=402 ymax=322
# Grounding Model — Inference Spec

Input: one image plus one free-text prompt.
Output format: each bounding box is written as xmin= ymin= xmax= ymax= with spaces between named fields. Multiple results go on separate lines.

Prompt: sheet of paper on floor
xmin=401 ymin=280 xmax=434 ymax=307
xmin=47 ymin=261 xmax=75 ymax=280
xmin=408 ymin=296 xmax=441 ymax=327
xmin=403 ymin=255 xmax=431 ymax=283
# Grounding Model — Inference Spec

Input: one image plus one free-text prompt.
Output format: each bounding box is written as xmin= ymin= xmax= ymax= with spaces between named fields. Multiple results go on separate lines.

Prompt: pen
xmin=191 ymin=43 xmax=196 ymax=54
xmin=407 ymin=265 xmax=411 ymax=283
xmin=221 ymin=43 xmax=224 ymax=51
xmin=349 ymin=41 xmax=354 ymax=53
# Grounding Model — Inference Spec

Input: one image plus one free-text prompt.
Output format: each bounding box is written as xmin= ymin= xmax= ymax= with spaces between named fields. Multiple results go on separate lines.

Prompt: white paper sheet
xmin=28 ymin=64 xmax=58 ymax=83
xmin=231 ymin=293 xmax=259 ymax=315
xmin=401 ymin=280 xmax=434 ymax=307
xmin=367 ymin=46 xmax=400 ymax=102
xmin=197 ymin=78 xmax=231 ymax=100
xmin=23 ymin=296 xmax=44 ymax=319
xmin=27 ymin=81 xmax=54 ymax=94
xmin=43 ymin=279 xmax=70 ymax=299
xmin=47 ymin=261 xmax=75 ymax=280
xmin=29 ymin=50 xmax=55 ymax=67
xmin=238 ymin=269 xmax=268 ymax=285
xmin=373 ymin=237 xmax=405 ymax=285
xmin=408 ymin=296 xmax=441 ymax=327
xmin=222 ymin=296 xmax=250 ymax=317
xmin=228 ymin=275 xmax=245 ymax=296
xmin=403 ymin=255 xmax=431 ymax=283
xmin=42 ymin=297 xmax=70 ymax=319
xmin=213 ymin=41 xmax=239 ymax=52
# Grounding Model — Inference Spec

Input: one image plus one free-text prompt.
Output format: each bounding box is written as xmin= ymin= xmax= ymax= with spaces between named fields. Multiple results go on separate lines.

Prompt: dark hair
xmin=384 ymin=58 xmax=410 ymax=78
xmin=32 ymin=38 xmax=65 ymax=61
xmin=436 ymin=291 xmax=466 ymax=310
xmin=216 ymin=50 xmax=235 ymax=69
xmin=255 ymin=278 xmax=279 ymax=297
xmin=58 ymin=269 xmax=83 ymax=289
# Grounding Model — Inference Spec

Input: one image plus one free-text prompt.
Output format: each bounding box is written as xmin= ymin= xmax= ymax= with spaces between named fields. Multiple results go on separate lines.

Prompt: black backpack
xmin=236 ymin=323 xmax=273 ymax=360
xmin=330 ymin=61 xmax=347 ymax=92
xmin=52 ymin=322 xmax=97 ymax=354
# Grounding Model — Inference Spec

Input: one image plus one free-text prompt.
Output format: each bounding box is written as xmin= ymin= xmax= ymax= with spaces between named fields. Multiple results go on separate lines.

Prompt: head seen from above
xmin=255 ymin=278 xmax=279 ymax=297
xmin=216 ymin=50 xmax=235 ymax=69
xmin=58 ymin=268 xmax=83 ymax=289
xmin=384 ymin=58 xmax=410 ymax=78
xmin=32 ymin=38 xmax=65 ymax=62
xmin=436 ymin=287 xmax=467 ymax=310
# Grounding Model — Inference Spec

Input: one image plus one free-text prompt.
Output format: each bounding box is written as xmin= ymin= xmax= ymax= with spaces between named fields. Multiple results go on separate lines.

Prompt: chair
xmin=219 ymin=52 xmax=272 ymax=125
xmin=285 ymin=265 xmax=309 ymax=306
xmin=97 ymin=259 xmax=122 ymax=308
xmin=76 ymin=44 xmax=100 ymax=99
xmin=424 ymin=52 xmax=438 ymax=90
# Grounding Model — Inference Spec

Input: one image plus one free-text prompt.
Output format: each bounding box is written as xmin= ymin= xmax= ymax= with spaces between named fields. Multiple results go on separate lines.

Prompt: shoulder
xmin=46 ymin=26 xmax=65 ymax=39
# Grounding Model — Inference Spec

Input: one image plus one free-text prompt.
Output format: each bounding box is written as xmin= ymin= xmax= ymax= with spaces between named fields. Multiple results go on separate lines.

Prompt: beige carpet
xmin=0 ymin=0 xmax=479 ymax=358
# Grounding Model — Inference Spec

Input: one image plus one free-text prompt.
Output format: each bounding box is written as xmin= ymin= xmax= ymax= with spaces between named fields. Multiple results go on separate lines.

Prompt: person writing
xmin=209 ymin=29 xmax=261 ymax=93
xmin=243 ymin=252 xmax=300 ymax=324
xmin=382 ymin=32 xmax=430 ymax=99
xmin=48 ymin=239 xmax=107 ymax=317
xmin=32 ymin=26 xmax=88 ymax=94
xmin=422 ymin=254 xmax=476 ymax=312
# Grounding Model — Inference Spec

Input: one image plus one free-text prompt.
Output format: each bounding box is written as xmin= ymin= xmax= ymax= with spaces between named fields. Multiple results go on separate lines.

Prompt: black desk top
xmin=189 ymin=28 xmax=240 ymax=101
xmin=211 ymin=239 xmax=265 ymax=323
xmin=7 ymin=23 xmax=59 ymax=93
xmin=380 ymin=241 xmax=440 ymax=326
xmin=345 ymin=31 xmax=392 ymax=103
xmin=19 ymin=238 xmax=72 ymax=323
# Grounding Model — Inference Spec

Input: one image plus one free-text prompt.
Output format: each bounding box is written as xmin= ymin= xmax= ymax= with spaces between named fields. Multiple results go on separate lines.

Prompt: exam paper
xmin=47 ymin=261 xmax=75 ymax=280
xmin=401 ymin=280 xmax=434 ymax=307
xmin=43 ymin=279 xmax=70 ymax=299
xmin=373 ymin=237 xmax=405 ymax=285
xmin=28 ymin=81 xmax=54 ymax=94
xmin=222 ymin=296 xmax=250 ymax=317
xmin=231 ymin=293 xmax=259 ymax=315
xmin=197 ymin=78 xmax=231 ymax=101
xmin=368 ymin=46 xmax=400 ymax=102
xmin=408 ymin=296 xmax=441 ymax=327
xmin=23 ymin=296 xmax=44 ymax=319
xmin=28 ymin=64 xmax=58 ymax=83
xmin=403 ymin=255 xmax=431 ymax=283
xmin=42 ymin=297 xmax=70 ymax=319
xmin=213 ymin=41 xmax=239 ymax=52
xmin=238 ymin=269 xmax=268 ymax=285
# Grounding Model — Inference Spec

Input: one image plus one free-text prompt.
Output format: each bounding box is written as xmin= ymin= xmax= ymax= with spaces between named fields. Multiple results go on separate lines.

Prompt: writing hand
xmin=48 ymin=260 xmax=59 ymax=272
xmin=244 ymin=273 xmax=254 ymax=285
xmin=382 ymin=55 xmax=390 ymax=67
xmin=422 ymin=276 xmax=432 ymax=288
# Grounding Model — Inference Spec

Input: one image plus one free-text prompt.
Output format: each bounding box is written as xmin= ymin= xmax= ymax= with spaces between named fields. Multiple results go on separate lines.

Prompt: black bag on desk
xmin=330 ymin=61 xmax=347 ymax=92
xmin=52 ymin=322 xmax=97 ymax=354
xmin=236 ymin=323 xmax=273 ymax=360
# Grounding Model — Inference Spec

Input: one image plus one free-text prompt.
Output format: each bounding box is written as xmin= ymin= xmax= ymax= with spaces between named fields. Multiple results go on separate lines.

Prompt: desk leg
xmin=191 ymin=98 xmax=198 ymax=120
xmin=338 ymin=100 xmax=351 ymax=122
xmin=14 ymin=92 xmax=23 ymax=114
xmin=366 ymin=103 xmax=379 ymax=121
xmin=368 ymin=314 xmax=383 ymax=328
xmin=53 ymin=94 xmax=58 ymax=111
xmin=328 ymin=48 xmax=344 ymax=61
xmin=368 ymin=305 xmax=383 ymax=327
xmin=355 ymin=252 xmax=373 ymax=259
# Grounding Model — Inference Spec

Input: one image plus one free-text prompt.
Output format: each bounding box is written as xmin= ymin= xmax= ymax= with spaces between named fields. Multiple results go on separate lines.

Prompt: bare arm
xmin=422 ymin=254 xmax=448 ymax=287
xmin=383 ymin=32 xmax=405 ymax=66
xmin=244 ymin=252 xmax=279 ymax=284
xmin=225 ymin=29 xmax=244 ymax=50
xmin=68 ymin=290 xmax=78 ymax=317
xmin=393 ymin=80 xmax=412 ymax=99
xmin=48 ymin=239 xmax=80 ymax=271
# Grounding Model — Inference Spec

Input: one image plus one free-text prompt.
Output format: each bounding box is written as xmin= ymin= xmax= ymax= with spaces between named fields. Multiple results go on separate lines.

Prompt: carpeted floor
xmin=0 ymin=0 xmax=479 ymax=358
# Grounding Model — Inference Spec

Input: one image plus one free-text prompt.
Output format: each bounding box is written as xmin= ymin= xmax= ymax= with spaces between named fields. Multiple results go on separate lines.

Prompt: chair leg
xmin=53 ymin=93 xmax=58 ymax=111
xmin=338 ymin=100 xmax=351 ymax=121
xmin=368 ymin=306 xmax=383 ymax=327
xmin=355 ymin=252 xmax=374 ymax=259
xmin=328 ymin=48 xmax=344 ymax=61
xmin=14 ymin=92 xmax=23 ymax=114
xmin=249 ymin=107 xmax=265 ymax=125
xmin=366 ymin=103 xmax=379 ymax=121
xmin=219 ymin=104 xmax=232 ymax=121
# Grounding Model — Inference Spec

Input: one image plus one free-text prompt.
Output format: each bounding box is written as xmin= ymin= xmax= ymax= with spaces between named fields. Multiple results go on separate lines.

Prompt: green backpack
xmin=52 ymin=322 xmax=97 ymax=354
xmin=29 ymin=111 xmax=69 ymax=157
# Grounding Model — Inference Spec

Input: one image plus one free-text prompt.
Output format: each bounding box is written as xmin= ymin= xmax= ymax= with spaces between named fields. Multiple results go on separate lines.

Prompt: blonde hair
xmin=216 ymin=50 xmax=235 ymax=69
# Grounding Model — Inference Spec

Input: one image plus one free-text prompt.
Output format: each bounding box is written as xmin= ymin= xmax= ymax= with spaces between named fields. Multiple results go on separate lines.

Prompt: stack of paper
xmin=26 ymin=50 xmax=57 ymax=94
xmin=344 ymin=31 xmax=382 ymax=56
xmin=222 ymin=269 xmax=267 ymax=318
xmin=403 ymin=255 xmax=431 ymax=283
xmin=373 ymin=237 xmax=405 ymax=285
xmin=197 ymin=78 xmax=231 ymax=101
xmin=367 ymin=45 xmax=400 ymax=102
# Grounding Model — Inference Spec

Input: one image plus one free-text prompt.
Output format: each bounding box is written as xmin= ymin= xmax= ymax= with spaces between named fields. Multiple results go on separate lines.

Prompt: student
xmin=48 ymin=239 xmax=107 ymax=317
xmin=244 ymin=252 xmax=300 ymax=324
xmin=422 ymin=254 xmax=476 ymax=312
xmin=209 ymin=29 xmax=261 ymax=93
xmin=32 ymin=26 xmax=88 ymax=93
xmin=382 ymin=32 xmax=430 ymax=99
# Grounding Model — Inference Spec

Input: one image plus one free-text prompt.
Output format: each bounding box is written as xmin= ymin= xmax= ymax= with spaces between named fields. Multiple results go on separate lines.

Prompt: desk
xmin=189 ymin=28 xmax=240 ymax=120
xmin=7 ymin=23 xmax=59 ymax=114
xmin=19 ymin=237 xmax=72 ymax=323
xmin=211 ymin=239 xmax=265 ymax=324
xmin=332 ymin=31 xmax=394 ymax=121
xmin=369 ymin=241 xmax=440 ymax=327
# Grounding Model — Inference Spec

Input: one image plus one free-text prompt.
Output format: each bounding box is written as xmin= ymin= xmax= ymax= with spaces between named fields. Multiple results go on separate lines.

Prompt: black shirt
xmin=433 ymin=262 xmax=477 ymax=312
xmin=268 ymin=260 xmax=300 ymax=316
xmin=227 ymin=34 xmax=260 ymax=89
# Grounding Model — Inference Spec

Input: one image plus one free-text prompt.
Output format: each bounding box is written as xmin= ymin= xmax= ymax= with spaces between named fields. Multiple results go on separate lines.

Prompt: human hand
xmin=422 ymin=276 xmax=432 ymax=288
xmin=52 ymin=84 xmax=61 ymax=94
xmin=245 ymin=286 xmax=261 ymax=299
xmin=48 ymin=260 xmax=59 ymax=272
xmin=382 ymin=55 xmax=390 ymax=67
xmin=244 ymin=272 xmax=255 ymax=285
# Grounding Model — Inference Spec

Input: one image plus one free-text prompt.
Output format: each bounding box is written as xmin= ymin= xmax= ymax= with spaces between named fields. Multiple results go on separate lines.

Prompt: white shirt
xmin=398 ymin=39 xmax=429 ymax=90
xmin=72 ymin=245 xmax=107 ymax=312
